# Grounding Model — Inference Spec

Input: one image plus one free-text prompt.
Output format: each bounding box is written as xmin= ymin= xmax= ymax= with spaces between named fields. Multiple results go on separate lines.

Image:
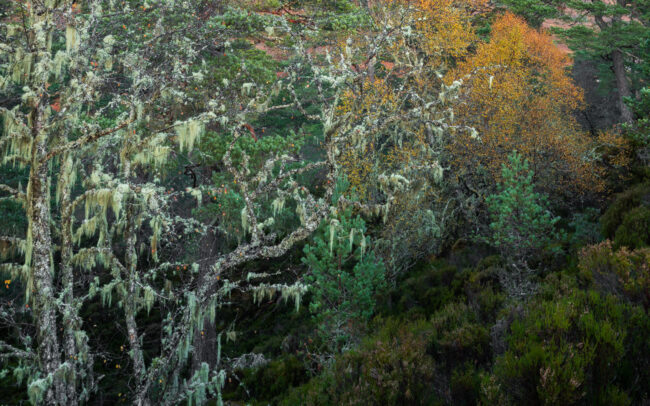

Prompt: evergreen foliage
xmin=486 ymin=151 xmax=561 ymax=259
xmin=485 ymin=151 xmax=561 ymax=298
xmin=302 ymin=204 xmax=386 ymax=352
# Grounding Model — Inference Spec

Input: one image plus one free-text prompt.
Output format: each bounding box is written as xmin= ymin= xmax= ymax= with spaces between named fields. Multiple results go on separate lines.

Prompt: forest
xmin=0 ymin=0 xmax=648 ymax=404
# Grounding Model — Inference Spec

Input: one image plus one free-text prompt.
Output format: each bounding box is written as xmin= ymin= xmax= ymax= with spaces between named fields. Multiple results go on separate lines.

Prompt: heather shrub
xmin=488 ymin=279 xmax=649 ymax=405
xmin=579 ymin=241 xmax=650 ymax=308
xmin=281 ymin=318 xmax=438 ymax=405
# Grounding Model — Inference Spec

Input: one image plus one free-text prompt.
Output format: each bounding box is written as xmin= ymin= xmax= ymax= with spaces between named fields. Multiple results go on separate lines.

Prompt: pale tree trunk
xmin=191 ymin=165 xmax=220 ymax=373
xmin=28 ymin=121 xmax=65 ymax=404
xmin=124 ymin=213 xmax=148 ymax=406
xmin=611 ymin=49 xmax=634 ymax=123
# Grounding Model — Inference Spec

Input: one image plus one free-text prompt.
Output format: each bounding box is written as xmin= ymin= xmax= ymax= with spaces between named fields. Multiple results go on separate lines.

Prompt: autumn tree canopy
xmin=446 ymin=12 xmax=615 ymax=202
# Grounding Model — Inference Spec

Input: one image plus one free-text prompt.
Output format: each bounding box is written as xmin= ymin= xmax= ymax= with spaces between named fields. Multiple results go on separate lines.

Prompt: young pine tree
xmin=302 ymin=207 xmax=386 ymax=354
xmin=485 ymin=151 xmax=561 ymax=299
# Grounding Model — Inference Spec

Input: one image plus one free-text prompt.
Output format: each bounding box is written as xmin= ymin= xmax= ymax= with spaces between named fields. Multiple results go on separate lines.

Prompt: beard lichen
xmin=175 ymin=119 xmax=205 ymax=153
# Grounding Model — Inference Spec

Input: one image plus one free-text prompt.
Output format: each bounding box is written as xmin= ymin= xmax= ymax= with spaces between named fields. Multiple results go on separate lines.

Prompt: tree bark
xmin=58 ymin=153 xmax=80 ymax=406
xmin=191 ymin=227 xmax=220 ymax=372
xmin=29 ymin=133 xmax=65 ymax=404
xmin=611 ymin=48 xmax=634 ymax=123
xmin=122 ymin=159 xmax=149 ymax=405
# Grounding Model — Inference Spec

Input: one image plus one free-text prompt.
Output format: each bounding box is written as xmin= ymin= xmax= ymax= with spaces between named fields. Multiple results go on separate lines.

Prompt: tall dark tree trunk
xmin=611 ymin=48 xmax=634 ymax=123
xmin=192 ymin=227 xmax=220 ymax=372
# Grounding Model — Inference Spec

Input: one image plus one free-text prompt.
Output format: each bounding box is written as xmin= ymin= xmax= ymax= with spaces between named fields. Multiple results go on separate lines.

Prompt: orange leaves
xmin=50 ymin=98 xmax=61 ymax=112
xmin=336 ymin=78 xmax=401 ymax=197
xmin=242 ymin=123 xmax=257 ymax=141
xmin=596 ymin=129 xmax=633 ymax=170
xmin=446 ymin=12 xmax=599 ymax=195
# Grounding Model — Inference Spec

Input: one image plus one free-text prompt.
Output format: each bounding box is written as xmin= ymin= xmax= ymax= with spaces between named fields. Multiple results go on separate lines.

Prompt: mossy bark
xmin=28 ymin=114 xmax=65 ymax=404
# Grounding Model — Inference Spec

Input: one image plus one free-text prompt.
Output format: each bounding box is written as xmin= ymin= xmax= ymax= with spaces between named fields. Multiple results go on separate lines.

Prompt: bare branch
xmin=0 ymin=341 xmax=34 ymax=360
xmin=0 ymin=184 xmax=26 ymax=203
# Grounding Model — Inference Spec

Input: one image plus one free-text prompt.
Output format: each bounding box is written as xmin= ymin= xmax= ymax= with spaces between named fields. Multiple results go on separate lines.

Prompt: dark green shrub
xmin=429 ymin=303 xmax=491 ymax=367
xmin=485 ymin=152 xmax=562 ymax=261
xmin=281 ymin=318 xmax=439 ymax=406
xmin=302 ymin=209 xmax=386 ymax=352
xmin=613 ymin=205 xmax=650 ymax=249
xmin=601 ymin=182 xmax=650 ymax=239
xmin=462 ymin=256 xmax=505 ymax=322
xmin=450 ymin=363 xmax=481 ymax=406
xmin=237 ymin=356 xmax=308 ymax=403
xmin=568 ymin=207 xmax=603 ymax=248
xmin=579 ymin=241 xmax=650 ymax=308
xmin=385 ymin=260 xmax=463 ymax=317
xmin=488 ymin=286 xmax=649 ymax=405
xmin=280 ymin=256 xmax=507 ymax=406
xmin=484 ymin=151 xmax=562 ymax=298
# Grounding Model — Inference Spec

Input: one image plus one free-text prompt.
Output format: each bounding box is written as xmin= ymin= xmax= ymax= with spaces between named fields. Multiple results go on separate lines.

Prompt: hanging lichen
xmin=143 ymin=286 xmax=155 ymax=315
xmin=271 ymin=197 xmax=285 ymax=216
xmin=72 ymin=248 xmax=110 ymax=272
xmin=251 ymin=282 xmax=308 ymax=312
xmin=280 ymin=282 xmax=309 ymax=312
xmin=10 ymin=48 xmax=33 ymax=84
xmin=240 ymin=207 xmax=249 ymax=235
xmin=241 ymin=82 xmax=255 ymax=96
xmin=252 ymin=283 xmax=277 ymax=306
xmin=150 ymin=216 xmax=162 ymax=261
xmin=73 ymin=215 xmax=100 ymax=245
xmin=55 ymin=154 xmax=77 ymax=205
xmin=66 ymin=25 xmax=79 ymax=52
xmin=133 ymin=145 xmax=171 ymax=168
xmin=188 ymin=187 xmax=202 ymax=206
xmin=3 ymin=108 xmax=32 ymax=165
xmin=329 ymin=219 xmax=339 ymax=254
xmin=175 ymin=120 xmax=204 ymax=153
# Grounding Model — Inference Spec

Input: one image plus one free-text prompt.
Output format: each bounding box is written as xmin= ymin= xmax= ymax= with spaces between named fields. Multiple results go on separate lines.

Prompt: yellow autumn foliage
xmin=338 ymin=0 xmax=482 ymax=197
xmin=388 ymin=0 xmax=484 ymax=61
